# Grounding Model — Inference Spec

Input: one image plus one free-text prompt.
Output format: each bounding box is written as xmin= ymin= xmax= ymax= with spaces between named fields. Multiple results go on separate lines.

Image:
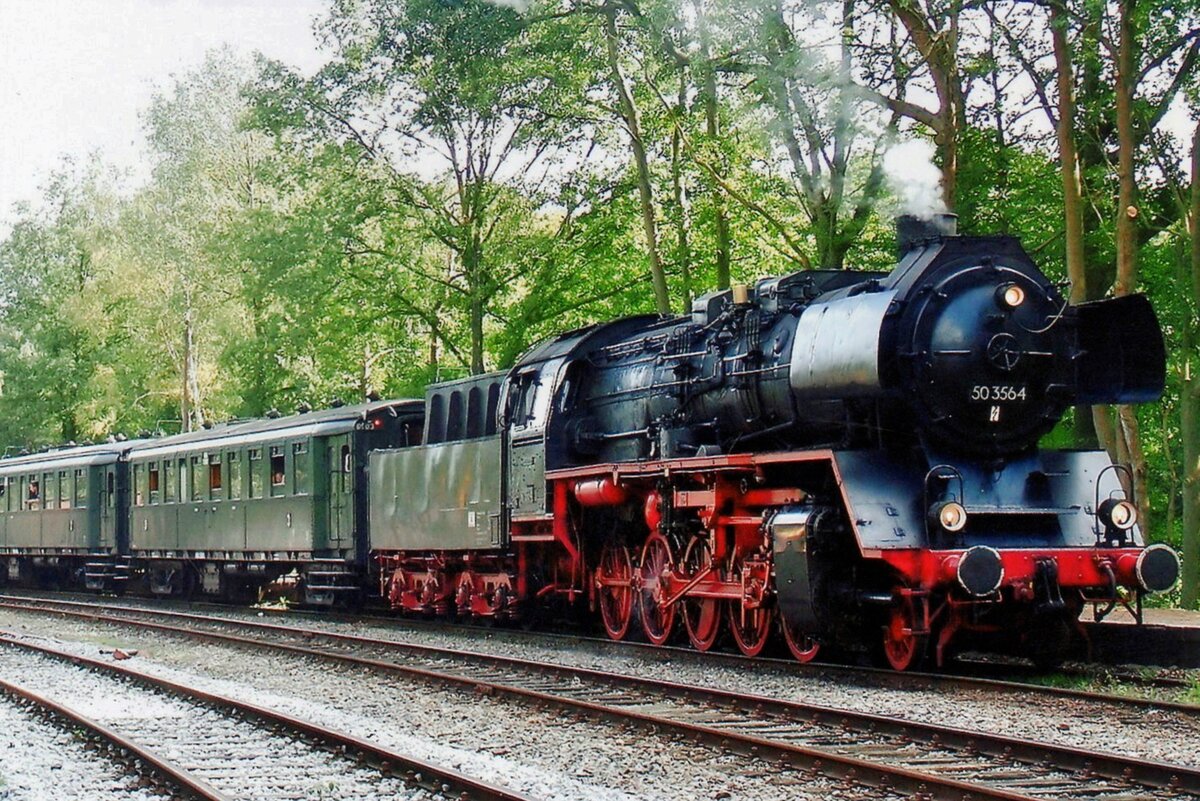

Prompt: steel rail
xmin=4 ymin=596 xmax=1197 ymax=800
xmin=0 ymin=674 xmax=232 ymax=801
xmin=5 ymin=590 xmax=1196 ymax=715
xmin=0 ymin=633 xmax=533 ymax=801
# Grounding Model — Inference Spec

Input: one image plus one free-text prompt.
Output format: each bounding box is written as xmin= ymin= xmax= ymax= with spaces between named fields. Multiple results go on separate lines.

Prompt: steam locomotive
xmin=0 ymin=215 xmax=1179 ymax=670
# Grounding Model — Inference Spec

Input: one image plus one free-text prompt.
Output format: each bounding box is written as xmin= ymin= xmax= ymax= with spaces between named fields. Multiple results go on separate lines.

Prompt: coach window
xmin=293 ymin=442 xmax=309 ymax=495
xmin=44 ymin=473 xmax=58 ymax=510
xmin=190 ymin=456 xmax=204 ymax=502
xmin=227 ymin=452 xmax=242 ymax=501
xmin=74 ymin=469 xmax=87 ymax=508
xmin=209 ymin=454 xmax=223 ymax=500
xmin=249 ymin=449 xmax=263 ymax=498
xmin=133 ymin=464 xmax=145 ymax=507
xmin=58 ymin=471 xmax=70 ymax=509
xmin=0 ymin=479 xmax=7 ymax=513
xmin=148 ymin=463 xmax=160 ymax=505
xmin=269 ymin=446 xmax=286 ymax=497
xmin=177 ymin=458 xmax=187 ymax=504
xmin=164 ymin=460 xmax=176 ymax=503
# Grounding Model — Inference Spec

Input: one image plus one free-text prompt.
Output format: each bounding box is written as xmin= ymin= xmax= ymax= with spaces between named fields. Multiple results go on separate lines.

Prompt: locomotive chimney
xmin=897 ymin=213 xmax=958 ymax=257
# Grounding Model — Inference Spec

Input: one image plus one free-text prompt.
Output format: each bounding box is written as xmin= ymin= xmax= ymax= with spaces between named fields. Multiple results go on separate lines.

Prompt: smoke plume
xmin=884 ymin=139 xmax=947 ymax=219
xmin=486 ymin=0 xmax=533 ymax=11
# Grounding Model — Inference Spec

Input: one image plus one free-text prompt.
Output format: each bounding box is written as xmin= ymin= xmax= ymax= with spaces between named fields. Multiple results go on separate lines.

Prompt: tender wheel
xmin=681 ymin=535 xmax=721 ymax=652
xmin=882 ymin=592 xmax=927 ymax=671
xmin=638 ymin=532 xmax=676 ymax=646
xmin=780 ymin=613 xmax=821 ymax=663
xmin=596 ymin=541 xmax=634 ymax=641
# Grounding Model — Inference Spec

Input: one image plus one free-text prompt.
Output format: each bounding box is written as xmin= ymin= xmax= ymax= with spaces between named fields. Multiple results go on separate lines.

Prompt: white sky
xmin=0 ymin=0 xmax=328 ymax=232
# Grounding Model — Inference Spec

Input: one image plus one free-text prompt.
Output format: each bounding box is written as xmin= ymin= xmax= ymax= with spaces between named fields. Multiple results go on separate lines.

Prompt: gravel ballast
xmin=0 ymin=609 xmax=862 ymax=801
xmin=79 ymin=600 xmax=1200 ymax=769
xmin=0 ymin=686 xmax=171 ymax=801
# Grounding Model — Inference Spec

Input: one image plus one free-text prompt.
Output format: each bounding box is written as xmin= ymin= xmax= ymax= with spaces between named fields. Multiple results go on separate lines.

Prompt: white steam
xmin=486 ymin=0 xmax=533 ymax=11
xmin=884 ymin=139 xmax=947 ymax=219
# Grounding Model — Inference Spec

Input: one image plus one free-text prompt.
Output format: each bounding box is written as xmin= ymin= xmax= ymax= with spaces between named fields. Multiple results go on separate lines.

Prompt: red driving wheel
xmin=638 ymin=532 xmax=676 ymax=646
xmin=681 ymin=535 xmax=721 ymax=652
xmin=882 ymin=590 xmax=927 ymax=671
xmin=596 ymin=541 xmax=634 ymax=641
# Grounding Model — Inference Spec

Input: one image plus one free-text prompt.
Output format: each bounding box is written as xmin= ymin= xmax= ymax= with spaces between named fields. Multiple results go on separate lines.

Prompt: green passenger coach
xmin=0 ymin=442 xmax=131 ymax=588
xmin=125 ymin=400 xmax=422 ymax=603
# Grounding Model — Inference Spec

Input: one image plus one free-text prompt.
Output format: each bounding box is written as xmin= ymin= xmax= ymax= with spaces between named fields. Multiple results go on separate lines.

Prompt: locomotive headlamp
xmin=1098 ymin=498 xmax=1138 ymax=531
xmin=931 ymin=500 xmax=968 ymax=532
xmin=997 ymin=283 xmax=1026 ymax=309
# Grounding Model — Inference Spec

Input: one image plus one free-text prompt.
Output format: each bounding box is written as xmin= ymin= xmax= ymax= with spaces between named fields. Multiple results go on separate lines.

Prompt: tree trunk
xmin=1114 ymin=0 xmax=1139 ymax=296
xmin=469 ymin=295 xmax=485 ymax=375
xmin=429 ymin=318 xmax=440 ymax=377
xmin=670 ymin=75 xmax=694 ymax=308
xmin=1050 ymin=1 xmax=1098 ymax=448
xmin=1112 ymin=0 xmax=1149 ymax=533
xmin=696 ymin=0 xmax=730 ymax=290
xmin=604 ymin=9 xmax=672 ymax=315
xmin=1182 ymin=122 xmax=1200 ymax=608
xmin=180 ymin=281 xmax=201 ymax=432
xmin=1051 ymin=2 xmax=1086 ymax=305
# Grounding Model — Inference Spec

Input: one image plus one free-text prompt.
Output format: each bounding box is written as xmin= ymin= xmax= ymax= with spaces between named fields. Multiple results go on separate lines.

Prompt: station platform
xmin=1084 ymin=604 xmax=1200 ymax=668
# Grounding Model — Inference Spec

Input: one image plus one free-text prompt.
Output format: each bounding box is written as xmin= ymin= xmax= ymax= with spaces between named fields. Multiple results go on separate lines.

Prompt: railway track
xmin=10 ymin=588 xmax=1196 ymax=707
xmin=0 ymin=629 xmax=531 ymax=801
xmin=3 ymin=593 xmax=1197 ymax=801
xmin=0 ymin=673 xmax=224 ymax=800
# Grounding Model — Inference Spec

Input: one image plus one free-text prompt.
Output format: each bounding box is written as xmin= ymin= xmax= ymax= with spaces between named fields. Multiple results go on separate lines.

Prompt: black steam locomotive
xmin=0 ymin=215 xmax=1178 ymax=670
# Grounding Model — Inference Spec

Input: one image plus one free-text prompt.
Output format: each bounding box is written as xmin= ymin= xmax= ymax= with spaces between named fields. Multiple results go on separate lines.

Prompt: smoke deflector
xmin=1074 ymin=294 xmax=1166 ymax=404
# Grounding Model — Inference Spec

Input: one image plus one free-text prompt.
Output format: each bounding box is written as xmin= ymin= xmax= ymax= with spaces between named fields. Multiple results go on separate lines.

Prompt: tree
xmin=252 ymin=0 xmax=598 ymax=372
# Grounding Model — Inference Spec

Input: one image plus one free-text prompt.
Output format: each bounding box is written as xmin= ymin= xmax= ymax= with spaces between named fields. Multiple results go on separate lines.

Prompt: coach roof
xmin=0 ymin=440 xmax=137 ymax=476
xmin=127 ymin=398 xmax=422 ymax=460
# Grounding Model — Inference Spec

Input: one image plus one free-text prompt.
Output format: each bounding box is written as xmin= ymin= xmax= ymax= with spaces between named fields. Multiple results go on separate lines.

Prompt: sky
xmin=0 ymin=0 xmax=328 ymax=232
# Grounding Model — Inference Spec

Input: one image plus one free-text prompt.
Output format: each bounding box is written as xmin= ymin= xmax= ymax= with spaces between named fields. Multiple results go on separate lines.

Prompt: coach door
xmin=99 ymin=466 xmax=117 ymax=552
xmin=326 ymin=435 xmax=353 ymax=547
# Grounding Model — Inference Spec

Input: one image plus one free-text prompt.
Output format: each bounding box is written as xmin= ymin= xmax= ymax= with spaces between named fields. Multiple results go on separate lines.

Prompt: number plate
xmin=969 ymin=385 xmax=1027 ymax=402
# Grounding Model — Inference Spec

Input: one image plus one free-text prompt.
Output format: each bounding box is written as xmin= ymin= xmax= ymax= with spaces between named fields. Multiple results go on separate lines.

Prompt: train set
xmin=0 ymin=215 xmax=1180 ymax=670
